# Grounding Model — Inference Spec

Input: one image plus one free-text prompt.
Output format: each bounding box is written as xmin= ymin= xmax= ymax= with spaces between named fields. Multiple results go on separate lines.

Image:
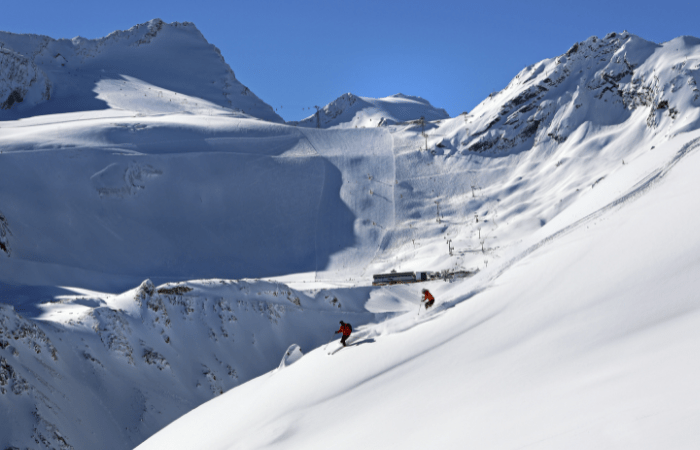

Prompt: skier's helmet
xmin=422 ymin=288 xmax=427 ymax=293
xmin=339 ymin=320 xmax=344 ymax=324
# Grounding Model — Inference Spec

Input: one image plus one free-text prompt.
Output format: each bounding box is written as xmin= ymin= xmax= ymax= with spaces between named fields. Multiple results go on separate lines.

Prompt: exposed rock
xmin=135 ymin=18 xmax=164 ymax=46
xmin=201 ymin=365 xmax=223 ymax=395
xmin=90 ymin=309 xmax=135 ymax=365
xmin=135 ymin=279 xmax=156 ymax=305
xmin=0 ymin=357 xmax=29 ymax=395
xmin=0 ymin=210 xmax=11 ymax=256
xmin=1 ymin=89 xmax=22 ymax=109
xmin=157 ymin=285 xmax=193 ymax=295
xmin=0 ymin=48 xmax=51 ymax=112
xmin=0 ymin=305 xmax=58 ymax=360
xmin=456 ymin=32 xmax=700 ymax=155
xmin=143 ymin=348 xmax=170 ymax=371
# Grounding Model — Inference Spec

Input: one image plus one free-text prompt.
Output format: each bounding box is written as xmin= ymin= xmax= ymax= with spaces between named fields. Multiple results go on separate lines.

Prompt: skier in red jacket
xmin=335 ymin=320 xmax=352 ymax=347
xmin=421 ymin=289 xmax=435 ymax=310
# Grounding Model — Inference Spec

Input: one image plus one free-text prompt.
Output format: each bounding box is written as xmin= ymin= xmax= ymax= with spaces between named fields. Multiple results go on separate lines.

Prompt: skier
xmin=335 ymin=320 xmax=352 ymax=347
xmin=421 ymin=288 xmax=435 ymax=310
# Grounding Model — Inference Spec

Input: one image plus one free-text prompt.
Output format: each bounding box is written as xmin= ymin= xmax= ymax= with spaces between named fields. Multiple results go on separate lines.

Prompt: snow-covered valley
xmin=1 ymin=21 xmax=700 ymax=449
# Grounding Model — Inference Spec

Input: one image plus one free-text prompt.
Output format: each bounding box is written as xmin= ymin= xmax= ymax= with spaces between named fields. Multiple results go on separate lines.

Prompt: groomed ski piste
xmin=1 ymin=21 xmax=699 ymax=449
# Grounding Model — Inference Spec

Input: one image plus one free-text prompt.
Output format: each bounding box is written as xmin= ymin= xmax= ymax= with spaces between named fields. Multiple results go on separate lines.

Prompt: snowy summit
xmin=288 ymin=92 xmax=450 ymax=128
xmin=0 ymin=19 xmax=283 ymax=122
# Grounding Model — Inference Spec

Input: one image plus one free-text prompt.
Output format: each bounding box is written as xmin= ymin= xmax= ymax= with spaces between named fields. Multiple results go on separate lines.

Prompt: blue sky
xmin=2 ymin=0 xmax=699 ymax=121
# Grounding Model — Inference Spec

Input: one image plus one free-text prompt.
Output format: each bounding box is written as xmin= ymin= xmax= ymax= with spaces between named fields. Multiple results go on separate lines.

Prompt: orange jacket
xmin=422 ymin=291 xmax=434 ymax=302
xmin=336 ymin=323 xmax=352 ymax=336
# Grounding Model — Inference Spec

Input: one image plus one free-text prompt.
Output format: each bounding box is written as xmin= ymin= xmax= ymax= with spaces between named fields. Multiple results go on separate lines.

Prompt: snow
xmin=137 ymin=130 xmax=700 ymax=450
xmin=0 ymin=278 xmax=379 ymax=449
xmin=288 ymin=92 xmax=450 ymax=129
xmin=277 ymin=344 xmax=303 ymax=369
xmin=0 ymin=19 xmax=282 ymax=123
xmin=1 ymin=24 xmax=700 ymax=450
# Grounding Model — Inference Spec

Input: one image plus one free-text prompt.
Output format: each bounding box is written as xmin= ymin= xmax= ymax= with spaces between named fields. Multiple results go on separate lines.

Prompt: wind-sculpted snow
xmin=0 ymin=19 xmax=283 ymax=122
xmin=0 ymin=278 xmax=376 ymax=450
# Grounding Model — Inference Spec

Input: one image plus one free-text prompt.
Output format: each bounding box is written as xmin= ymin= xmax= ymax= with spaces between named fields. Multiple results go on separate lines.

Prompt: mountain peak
xmin=289 ymin=92 xmax=449 ymax=129
xmin=456 ymin=29 xmax=699 ymax=155
xmin=0 ymin=20 xmax=283 ymax=122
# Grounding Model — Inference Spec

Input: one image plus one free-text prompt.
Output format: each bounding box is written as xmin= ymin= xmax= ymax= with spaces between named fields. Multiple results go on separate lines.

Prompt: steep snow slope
xmin=288 ymin=93 xmax=449 ymax=129
xmin=0 ymin=19 xmax=283 ymax=123
xmin=137 ymin=129 xmax=700 ymax=450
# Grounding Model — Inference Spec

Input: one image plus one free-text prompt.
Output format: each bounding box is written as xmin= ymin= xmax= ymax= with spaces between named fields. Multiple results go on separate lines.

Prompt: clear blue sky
xmin=2 ymin=0 xmax=699 ymax=121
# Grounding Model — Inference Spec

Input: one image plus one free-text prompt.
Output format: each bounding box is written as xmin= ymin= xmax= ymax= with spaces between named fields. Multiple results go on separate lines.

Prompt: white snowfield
xmin=0 ymin=23 xmax=699 ymax=450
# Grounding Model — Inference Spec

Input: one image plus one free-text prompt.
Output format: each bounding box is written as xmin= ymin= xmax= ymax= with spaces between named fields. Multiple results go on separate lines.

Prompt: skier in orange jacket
xmin=335 ymin=320 xmax=352 ymax=347
xmin=421 ymin=289 xmax=435 ymax=310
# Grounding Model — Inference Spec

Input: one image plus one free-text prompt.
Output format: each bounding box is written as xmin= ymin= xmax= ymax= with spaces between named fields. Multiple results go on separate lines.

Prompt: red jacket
xmin=423 ymin=291 xmax=435 ymax=302
xmin=336 ymin=323 xmax=352 ymax=336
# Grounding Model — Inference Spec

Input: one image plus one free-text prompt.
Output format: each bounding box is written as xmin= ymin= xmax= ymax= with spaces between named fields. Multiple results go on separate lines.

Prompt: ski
xmin=326 ymin=341 xmax=353 ymax=355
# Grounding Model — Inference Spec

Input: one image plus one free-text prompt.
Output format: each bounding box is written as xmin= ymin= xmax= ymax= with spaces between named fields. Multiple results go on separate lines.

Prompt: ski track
xmin=491 ymin=135 xmax=700 ymax=284
xmin=313 ymin=300 xmax=506 ymax=410
xmin=296 ymin=129 xmax=325 ymax=282
xmin=364 ymin=129 xmax=397 ymax=276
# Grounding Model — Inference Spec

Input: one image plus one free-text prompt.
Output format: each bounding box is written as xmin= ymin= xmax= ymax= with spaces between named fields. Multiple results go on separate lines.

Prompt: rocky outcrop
xmin=0 ymin=210 xmax=11 ymax=256
xmin=0 ymin=279 xmax=372 ymax=450
xmin=460 ymin=32 xmax=699 ymax=154
xmin=0 ymin=48 xmax=51 ymax=111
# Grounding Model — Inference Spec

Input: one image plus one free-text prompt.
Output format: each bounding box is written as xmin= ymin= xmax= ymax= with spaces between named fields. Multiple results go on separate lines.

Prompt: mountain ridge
xmin=0 ymin=19 xmax=283 ymax=122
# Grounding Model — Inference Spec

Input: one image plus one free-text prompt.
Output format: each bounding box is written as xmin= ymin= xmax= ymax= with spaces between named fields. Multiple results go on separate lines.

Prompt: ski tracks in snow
xmin=296 ymin=128 xmax=325 ymax=281
xmin=490 ymin=135 xmax=700 ymax=284
xmin=363 ymin=130 xmax=397 ymax=275
xmin=299 ymin=128 xmax=397 ymax=279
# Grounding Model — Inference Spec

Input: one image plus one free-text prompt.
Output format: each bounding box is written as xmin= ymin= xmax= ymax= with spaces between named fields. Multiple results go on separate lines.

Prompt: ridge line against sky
xmin=2 ymin=0 xmax=699 ymax=122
